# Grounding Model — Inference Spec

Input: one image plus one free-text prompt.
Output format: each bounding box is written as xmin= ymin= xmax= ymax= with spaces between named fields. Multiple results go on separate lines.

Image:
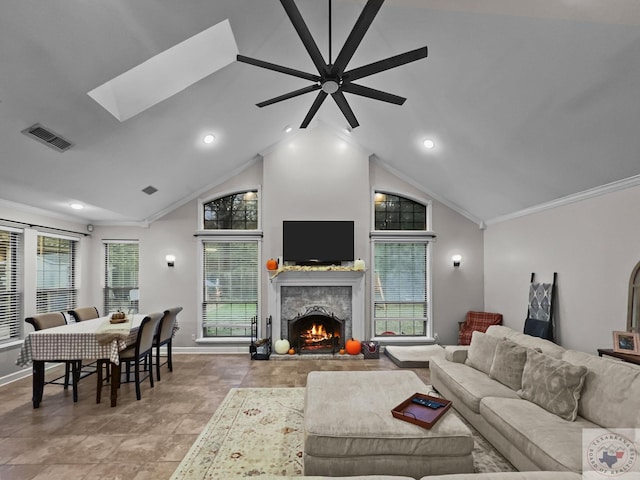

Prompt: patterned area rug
xmin=171 ymin=387 xmax=515 ymax=479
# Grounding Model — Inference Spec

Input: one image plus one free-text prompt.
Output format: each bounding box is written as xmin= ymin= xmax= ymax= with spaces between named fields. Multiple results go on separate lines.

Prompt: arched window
xmin=200 ymin=190 xmax=260 ymax=340
xmin=374 ymin=192 xmax=426 ymax=231
xmin=203 ymin=190 xmax=258 ymax=230
xmin=371 ymin=191 xmax=432 ymax=338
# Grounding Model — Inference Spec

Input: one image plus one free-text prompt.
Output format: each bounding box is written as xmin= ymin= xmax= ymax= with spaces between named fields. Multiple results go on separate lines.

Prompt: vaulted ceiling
xmin=2 ymin=0 xmax=639 ymax=225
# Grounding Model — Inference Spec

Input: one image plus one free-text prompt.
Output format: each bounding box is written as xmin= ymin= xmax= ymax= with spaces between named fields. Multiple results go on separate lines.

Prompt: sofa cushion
xmin=563 ymin=349 xmax=640 ymax=428
xmin=480 ymin=396 xmax=599 ymax=472
xmin=518 ymin=349 xmax=587 ymax=421
xmin=421 ymin=473 xmax=582 ymax=480
xmin=430 ymin=356 xmax=519 ymax=414
xmin=489 ymin=339 xmax=529 ymax=390
xmin=465 ymin=331 xmax=500 ymax=374
xmin=486 ymin=325 xmax=565 ymax=359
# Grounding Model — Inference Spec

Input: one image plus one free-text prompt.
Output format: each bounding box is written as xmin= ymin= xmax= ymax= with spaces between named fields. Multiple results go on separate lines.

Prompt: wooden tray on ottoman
xmin=391 ymin=392 xmax=452 ymax=429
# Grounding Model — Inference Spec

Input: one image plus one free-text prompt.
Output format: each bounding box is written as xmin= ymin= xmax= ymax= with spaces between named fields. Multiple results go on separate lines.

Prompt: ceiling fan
xmin=237 ymin=0 xmax=428 ymax=129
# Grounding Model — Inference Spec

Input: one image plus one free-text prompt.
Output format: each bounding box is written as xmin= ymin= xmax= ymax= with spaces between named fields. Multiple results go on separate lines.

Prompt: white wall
xmin=484 ymin=184 xmax=640 ymax=354
xmin=0 ymin=126 xmax=485 ymax=380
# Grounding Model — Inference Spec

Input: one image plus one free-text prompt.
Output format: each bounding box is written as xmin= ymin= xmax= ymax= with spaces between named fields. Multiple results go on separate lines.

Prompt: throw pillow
xmin=465 ymin=331 xmax=500 ymax=375
xmin=517 ymin=349 xmax=588 ymax=421
xmin=489 ymin=339 xmax=528 ymax=390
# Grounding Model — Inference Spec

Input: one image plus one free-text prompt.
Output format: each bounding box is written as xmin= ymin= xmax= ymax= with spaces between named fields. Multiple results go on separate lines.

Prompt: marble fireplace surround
xmin=268 ymin=270 xmax=365 ymax=343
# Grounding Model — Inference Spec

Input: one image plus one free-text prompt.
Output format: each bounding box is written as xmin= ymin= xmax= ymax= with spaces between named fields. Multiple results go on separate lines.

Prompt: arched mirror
xmin=628 ymin=261 xmax=640 ymax=333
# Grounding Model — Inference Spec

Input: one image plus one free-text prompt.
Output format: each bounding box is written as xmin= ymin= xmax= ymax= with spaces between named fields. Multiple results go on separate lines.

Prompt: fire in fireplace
xmin=288 ymin=306 xmax=345 ymax=354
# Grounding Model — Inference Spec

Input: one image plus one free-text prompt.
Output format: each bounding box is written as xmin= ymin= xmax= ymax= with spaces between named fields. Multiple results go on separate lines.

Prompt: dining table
xmin=16 ymin=314 xmax=145 ymax=408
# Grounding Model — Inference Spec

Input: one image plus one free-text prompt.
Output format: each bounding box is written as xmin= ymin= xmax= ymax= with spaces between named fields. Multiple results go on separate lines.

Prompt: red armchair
xmin=457 ymin=311 xmax=503 ymax=345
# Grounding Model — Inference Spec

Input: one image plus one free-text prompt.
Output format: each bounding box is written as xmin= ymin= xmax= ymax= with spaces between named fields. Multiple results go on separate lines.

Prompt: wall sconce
xmin=166 ymin=254 xmax=176 ymax=267
xmin=452 ymin=254 xmax=462 ymax=268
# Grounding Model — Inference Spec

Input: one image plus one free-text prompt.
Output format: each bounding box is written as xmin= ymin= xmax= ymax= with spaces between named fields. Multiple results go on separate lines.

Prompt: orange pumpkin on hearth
xmin=345 ymin=338 xmax=361 ymax=355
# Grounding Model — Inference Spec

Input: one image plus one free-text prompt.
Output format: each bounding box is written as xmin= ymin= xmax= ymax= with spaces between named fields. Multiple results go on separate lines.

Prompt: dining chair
xmin=68 ymin=306 xmax=103 ymax=378
xmin=154 ymin=306 xmax=183 ymax=381
xmin=96 ymin=312 xmax=163 ymax=403
xmin=68 ymin=306 xmax=100 ymax=322
xmin=25 ymin=312 xmax=81 ymax=402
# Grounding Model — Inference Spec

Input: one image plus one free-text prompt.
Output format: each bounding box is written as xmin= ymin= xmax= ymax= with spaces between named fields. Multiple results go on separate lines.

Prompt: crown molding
xmin=486 ymin=174 xmax=640 ymax=226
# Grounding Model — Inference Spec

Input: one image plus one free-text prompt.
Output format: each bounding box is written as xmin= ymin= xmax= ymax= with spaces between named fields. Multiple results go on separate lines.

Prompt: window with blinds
xmin=0 ymin=228 xmax=22 ymax=343
xmin=36 ymin=234 xmax=77 ymax=313
xmin=104 ymin=241 xmax=139 ymax=314
xmin=202 ymin=240 xmax=258 ymax=337
xmin=373 ymin=241 xmax=431 ymax=336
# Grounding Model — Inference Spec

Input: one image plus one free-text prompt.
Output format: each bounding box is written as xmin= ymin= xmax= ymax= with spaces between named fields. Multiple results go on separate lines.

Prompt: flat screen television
xmin=283 ymin=220 xmax=354 ymax=266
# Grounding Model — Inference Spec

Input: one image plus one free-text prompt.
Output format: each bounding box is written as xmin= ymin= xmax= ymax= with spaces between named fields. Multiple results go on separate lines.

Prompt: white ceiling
xmin=1 ymin=0 xmax=639 ymax=225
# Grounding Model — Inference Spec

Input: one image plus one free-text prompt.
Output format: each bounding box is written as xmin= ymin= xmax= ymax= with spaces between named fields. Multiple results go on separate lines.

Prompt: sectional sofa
xmin=430 ymin=325 xmax=640 ymax=474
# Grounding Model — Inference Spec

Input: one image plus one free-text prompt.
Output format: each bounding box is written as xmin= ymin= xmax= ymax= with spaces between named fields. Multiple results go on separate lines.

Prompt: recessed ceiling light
xmin=423 ymin=139 xmax=435 ymax=149
xmin=203 ymin=134 xmax=215 ymax=144
xmin=284 ymin=125 xmax=293 ymax=133
xmin=70 ymin=203 xmax=84 ymax=210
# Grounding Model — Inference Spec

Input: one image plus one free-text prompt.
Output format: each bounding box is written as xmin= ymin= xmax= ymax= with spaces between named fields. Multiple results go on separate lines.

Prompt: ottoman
xmin=304 ymin=370 xmax=475 ymax=478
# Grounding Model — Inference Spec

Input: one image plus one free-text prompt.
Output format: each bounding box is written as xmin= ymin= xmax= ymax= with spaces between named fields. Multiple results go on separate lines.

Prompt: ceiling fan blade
xmin=332 ymin=0 xmax=385 ymax=76
xmin=341 ymin=83 xmax=405 ymax=105
xmin=237 ymin=55 xmax=320 ymax=82
xmin=257 ymin=84 xmax=321 ymax=108
xmin=331 ymin=91 xmax=360 ymax=128
xmin=280 ymin=0 xmax=329 ymax=76
xmin=343 ymin=46 xmax=428 ymax=82
xmin=300 ymin=91 xmax=328 ymax=128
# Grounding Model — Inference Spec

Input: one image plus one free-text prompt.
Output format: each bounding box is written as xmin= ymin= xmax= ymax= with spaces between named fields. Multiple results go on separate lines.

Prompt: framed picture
xmin=613 ymin=331 xmax=640 ymax=355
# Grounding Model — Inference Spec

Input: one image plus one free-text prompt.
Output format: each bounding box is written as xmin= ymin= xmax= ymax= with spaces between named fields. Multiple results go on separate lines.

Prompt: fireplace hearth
xmin=288 ymin=305 xmax=344 ymax=354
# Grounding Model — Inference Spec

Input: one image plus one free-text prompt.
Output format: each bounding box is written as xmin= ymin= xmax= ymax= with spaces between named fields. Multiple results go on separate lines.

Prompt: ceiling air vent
xmin=21 ymin=123 xmax=73 ymax=152
xmin=142 ymin=185 xmax=158 ymax=195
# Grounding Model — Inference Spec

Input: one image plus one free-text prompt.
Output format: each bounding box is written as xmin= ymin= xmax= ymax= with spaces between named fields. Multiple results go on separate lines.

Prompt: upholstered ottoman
xmin=304 ymin=370 xmax=475 ymax=478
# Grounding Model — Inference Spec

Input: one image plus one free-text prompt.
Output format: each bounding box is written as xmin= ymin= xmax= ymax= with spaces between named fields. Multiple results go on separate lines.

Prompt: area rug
xmin=170 ymin=387 xmax=515 ymax=479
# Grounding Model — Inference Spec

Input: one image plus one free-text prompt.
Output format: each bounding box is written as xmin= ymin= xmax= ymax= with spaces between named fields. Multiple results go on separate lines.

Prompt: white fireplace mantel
xmin=268 ymin=270 xmax=366 ymax=342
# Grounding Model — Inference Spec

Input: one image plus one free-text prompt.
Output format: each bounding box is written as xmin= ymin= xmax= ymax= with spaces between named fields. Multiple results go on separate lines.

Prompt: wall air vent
xmin=21 ymin=123 xmax=73 ymax=152
xmin=142 ymin=185 xmax=158 ymax=195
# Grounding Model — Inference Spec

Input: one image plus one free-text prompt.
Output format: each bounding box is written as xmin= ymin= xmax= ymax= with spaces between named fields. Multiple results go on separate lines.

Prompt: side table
xmin=597 ymin=348 xmax=640 ymax=366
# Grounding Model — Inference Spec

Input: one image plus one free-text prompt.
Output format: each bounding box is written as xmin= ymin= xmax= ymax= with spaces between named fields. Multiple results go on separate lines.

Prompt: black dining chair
xmin=96 ymin=312 xmax=163 ymax=403
xmin=25 ymin=312 xmax=81 ymax=402
xmin=154 ymin=306 xmax=182 ymax=381
xmin=68 ymin=306 xmax=103 ymax=378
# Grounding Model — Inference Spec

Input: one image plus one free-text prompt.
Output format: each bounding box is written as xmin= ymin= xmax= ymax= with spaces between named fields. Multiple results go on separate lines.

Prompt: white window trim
xmin=369 ymin=235 xmax=433 ymax=341
xmin=197 ymin=185 xmax=262 ymax=232
xmin=371 ymin=188 xmax=433 ymax=233
xmin=370 ymin=188 xmax=434 ymax=341
xmin=197 ymin=234 xmax=262 ymax=343
xmin=0 ymin=226 xmax=23 ymax=348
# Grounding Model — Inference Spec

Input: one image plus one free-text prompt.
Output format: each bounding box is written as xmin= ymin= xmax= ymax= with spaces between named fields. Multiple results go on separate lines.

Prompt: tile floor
xmin=0 ymin=353 xmax=430 ymax=480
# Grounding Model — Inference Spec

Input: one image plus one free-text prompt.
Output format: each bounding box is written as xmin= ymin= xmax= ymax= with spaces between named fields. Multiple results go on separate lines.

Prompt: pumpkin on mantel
xmin=345 ymin=338 xmax=361 ymax=355
xmin=266 ymin=258 xmax=278 ymax=271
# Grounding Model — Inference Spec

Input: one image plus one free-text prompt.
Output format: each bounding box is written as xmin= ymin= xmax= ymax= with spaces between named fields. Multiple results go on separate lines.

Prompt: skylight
xmin=88 ymin=19 xmax=238 ymax=122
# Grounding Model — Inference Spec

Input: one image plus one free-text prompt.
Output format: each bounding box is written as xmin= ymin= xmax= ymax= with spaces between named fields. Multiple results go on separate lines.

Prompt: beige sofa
xmin=430 ymin=325 xmax=640 ymax=474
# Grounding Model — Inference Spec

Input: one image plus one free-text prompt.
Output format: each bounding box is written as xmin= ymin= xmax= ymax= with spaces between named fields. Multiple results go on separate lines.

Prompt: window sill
xmin=0 ymin=339 xmax=24 ymax=351
xmin=195 ymin=337 xmax=251 ymax=345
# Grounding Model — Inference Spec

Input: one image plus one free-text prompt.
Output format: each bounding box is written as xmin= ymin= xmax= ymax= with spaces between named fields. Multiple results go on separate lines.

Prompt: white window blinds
xmin=373 ymin=241 xmax=430 ymax=336
xmin=0 ymin=228 xmax=22 ymax=342
xmin=36 ymin=234 xmax=77 ymax=313
xmin=202 ymin=240 xmax=258 ymax=337
xmin=104 ymin=241 xmax=139 ymax=314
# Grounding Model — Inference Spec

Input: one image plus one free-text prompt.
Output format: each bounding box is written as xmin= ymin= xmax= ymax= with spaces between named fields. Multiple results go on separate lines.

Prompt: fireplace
xmin=267 ymin=269 xmax=366 ymax=347
xmin=288 ymin=306 xmax=344 ymax=354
